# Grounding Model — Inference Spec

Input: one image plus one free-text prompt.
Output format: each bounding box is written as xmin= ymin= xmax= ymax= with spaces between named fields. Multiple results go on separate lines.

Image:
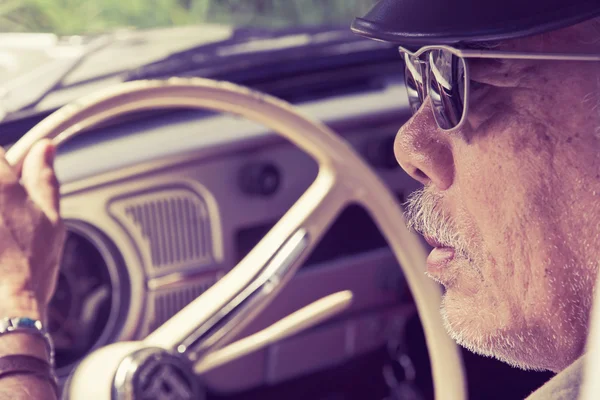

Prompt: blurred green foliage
xmin=0 ymin=0 xmax=376 ymax=35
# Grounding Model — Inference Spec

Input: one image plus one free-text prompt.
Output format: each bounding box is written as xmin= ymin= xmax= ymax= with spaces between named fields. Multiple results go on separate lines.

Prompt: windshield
xmin=1 ymin=0 xmax=376 ymax=35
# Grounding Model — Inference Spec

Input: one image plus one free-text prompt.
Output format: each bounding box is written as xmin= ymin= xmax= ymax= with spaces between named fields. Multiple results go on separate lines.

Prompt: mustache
xmin=403 ymin=187 xmax=469 ymax=257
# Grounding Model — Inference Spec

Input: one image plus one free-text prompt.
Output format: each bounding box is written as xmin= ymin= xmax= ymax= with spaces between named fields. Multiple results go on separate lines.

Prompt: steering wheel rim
xmin=7 ymin=77 xmax=466 ymax=400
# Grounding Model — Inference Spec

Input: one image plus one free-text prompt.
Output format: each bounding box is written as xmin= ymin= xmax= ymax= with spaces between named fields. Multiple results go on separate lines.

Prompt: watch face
xmin=0 ymin=318 xmax=44 ymax=336
xmin=12 ymin=318 xmax=39 ymax=329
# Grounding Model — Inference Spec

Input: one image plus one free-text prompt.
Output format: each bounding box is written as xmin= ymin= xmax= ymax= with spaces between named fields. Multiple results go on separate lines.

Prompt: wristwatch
xmin=0 ymin=317 xmax=55 ymax=367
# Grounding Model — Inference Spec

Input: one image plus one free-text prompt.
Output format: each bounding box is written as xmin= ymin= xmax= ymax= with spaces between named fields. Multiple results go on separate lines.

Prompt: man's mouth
xmin=423 ymin=235 xmax=444 ymax=248
xmin=423 ymin=236 xmax=456 ymax=277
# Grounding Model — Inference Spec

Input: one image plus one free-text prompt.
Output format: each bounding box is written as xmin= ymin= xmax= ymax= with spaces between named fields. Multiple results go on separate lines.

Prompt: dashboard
xmin=46 ymin=78 xmax=426 ymax=396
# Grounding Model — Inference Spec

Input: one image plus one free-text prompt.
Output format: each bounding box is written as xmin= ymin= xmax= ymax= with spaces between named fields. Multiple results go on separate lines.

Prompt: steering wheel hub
xmin=113 ymin=347 xmax=204 ymax=400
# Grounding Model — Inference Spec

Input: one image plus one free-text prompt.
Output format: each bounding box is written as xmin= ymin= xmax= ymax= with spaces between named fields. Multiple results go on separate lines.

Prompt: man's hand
xmin=0 ymin=139 xmax=65 ymax=399
xmin=0 ymin=139 xmax=65 ymax=322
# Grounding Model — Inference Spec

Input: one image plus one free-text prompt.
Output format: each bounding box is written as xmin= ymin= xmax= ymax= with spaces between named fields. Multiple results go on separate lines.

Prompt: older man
xmin=351 ymin=0 xmax=600 ymax=398
xmin=1 ymin=1 xmax=600 ymax=400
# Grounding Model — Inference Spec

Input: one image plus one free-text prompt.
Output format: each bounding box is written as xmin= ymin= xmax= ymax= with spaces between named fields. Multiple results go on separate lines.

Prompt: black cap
xmin=351 ymin=0 xmax=600 ymax=46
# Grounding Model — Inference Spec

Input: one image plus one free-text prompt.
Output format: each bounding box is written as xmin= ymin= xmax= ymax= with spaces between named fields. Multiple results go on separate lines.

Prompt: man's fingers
xmin=21 ymin=140 xmax=60 ymax=222
xmin=0 ymin=147 xmax=21 ymax=185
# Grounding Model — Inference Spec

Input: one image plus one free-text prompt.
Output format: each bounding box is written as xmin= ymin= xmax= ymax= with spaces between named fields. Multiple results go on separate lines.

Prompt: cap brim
xmin=351 ymin=0 xmax=600 ymax=46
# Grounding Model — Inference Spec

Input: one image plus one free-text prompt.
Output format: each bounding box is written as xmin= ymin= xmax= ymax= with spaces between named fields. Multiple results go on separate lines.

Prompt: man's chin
xmin=440 ymin=295 xmax=554 ymax=372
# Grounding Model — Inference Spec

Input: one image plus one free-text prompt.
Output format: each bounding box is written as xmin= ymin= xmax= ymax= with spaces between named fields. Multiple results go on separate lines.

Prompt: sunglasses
xmin=400 ymin=45 xmax=600 ymax=131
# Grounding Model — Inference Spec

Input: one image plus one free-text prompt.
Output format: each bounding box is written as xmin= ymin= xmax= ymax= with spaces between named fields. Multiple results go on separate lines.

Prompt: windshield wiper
xmin=0 ymin=35 xmax=115 ymax=122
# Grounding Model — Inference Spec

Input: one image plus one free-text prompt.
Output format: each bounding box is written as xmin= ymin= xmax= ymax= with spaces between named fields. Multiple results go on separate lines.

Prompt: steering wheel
xmin=6 ymin=78 xmax=466 ymax=400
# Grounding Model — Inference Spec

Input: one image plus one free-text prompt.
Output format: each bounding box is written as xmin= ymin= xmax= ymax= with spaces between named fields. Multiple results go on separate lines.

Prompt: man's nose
xmin=394 ymin=99 xmax=455 ymax=190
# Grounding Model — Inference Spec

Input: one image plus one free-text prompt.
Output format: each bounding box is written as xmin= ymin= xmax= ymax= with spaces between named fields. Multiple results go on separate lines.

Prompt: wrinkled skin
xmin=397 ymin=19 xmax=600 ymax=372
xmin=0 ymin=140 xmax=65 ymax=322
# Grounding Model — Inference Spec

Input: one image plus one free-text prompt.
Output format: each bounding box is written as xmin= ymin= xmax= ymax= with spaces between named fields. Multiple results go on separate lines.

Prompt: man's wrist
xmin=0 ymin=291 xmax=44 ymax=322
xmin=0 ymin=332 xmax=49 ymax=362
xmin=0 ymin=318 xmax=54 ymax=365
xmin=0 ymin=291 xmax=51 ymax=364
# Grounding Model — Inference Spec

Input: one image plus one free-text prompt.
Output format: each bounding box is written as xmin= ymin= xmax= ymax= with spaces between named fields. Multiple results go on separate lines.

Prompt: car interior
xmin=0 ymin=2 xmax=580 ymax=399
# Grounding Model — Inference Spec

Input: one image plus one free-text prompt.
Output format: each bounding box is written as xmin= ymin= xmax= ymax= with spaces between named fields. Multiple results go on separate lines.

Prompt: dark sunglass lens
xmin=428 ymin=49 xmax=467 ymax=130
xmin=404 ymin=65 xmax=423 ymax=114
xmin=402 ymin=53 xmax=425 ymax=115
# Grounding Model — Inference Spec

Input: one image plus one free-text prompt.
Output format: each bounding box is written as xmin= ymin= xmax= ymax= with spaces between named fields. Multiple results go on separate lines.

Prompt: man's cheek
xmin=455 ymin=181 xmax=522 ymax=279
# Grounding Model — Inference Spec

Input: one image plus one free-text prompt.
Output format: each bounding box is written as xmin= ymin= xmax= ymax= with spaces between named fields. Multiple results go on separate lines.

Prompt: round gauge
xmin=48 ymin=222 xmax=125 ymax=376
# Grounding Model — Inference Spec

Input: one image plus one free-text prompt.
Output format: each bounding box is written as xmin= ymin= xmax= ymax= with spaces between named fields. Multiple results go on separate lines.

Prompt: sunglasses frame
xmin=399 ymin=45 xmax=600 ymax=131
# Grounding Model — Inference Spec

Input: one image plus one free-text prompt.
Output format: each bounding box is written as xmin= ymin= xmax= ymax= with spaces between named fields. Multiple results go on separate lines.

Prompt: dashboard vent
xmin=109 ymin=186 xmax=215 ymax=275
xmin=150 ymin=279 xmax=216 ymax=331
xmin=137 ymin=274 xmax=221 ymax=337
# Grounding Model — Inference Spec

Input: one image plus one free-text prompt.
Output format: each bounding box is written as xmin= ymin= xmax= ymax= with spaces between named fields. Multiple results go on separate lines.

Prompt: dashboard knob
xmin=238 ymin=162 xmax=281 ymax=197
xmin=364 ymin=136 xmax=398 ymax=170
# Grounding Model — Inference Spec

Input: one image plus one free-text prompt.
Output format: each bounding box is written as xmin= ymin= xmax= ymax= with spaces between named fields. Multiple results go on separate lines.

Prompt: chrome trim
xmin=147 ymin=270 xmax=225 ymax=291
xmin=176 ymin=228 xmax=309 ymax=359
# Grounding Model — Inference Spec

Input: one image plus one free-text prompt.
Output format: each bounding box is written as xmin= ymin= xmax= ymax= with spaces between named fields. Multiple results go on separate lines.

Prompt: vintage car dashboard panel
xmin=48 ymin=80 xmax=423 ymax=394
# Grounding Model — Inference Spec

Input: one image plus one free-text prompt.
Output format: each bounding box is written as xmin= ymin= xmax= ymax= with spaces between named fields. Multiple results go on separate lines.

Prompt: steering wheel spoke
xmin=145 ymin=171 xmax=349 ymax=356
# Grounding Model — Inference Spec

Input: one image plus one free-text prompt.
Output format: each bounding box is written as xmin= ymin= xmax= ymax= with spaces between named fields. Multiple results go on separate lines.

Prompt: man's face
xmin=398 ymin=20 xmax=600 ymax=372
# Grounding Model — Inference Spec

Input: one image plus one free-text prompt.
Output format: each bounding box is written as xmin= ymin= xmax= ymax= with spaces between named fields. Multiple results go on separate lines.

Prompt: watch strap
xmin=0 ymin=355 xmax=58 ymax=396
